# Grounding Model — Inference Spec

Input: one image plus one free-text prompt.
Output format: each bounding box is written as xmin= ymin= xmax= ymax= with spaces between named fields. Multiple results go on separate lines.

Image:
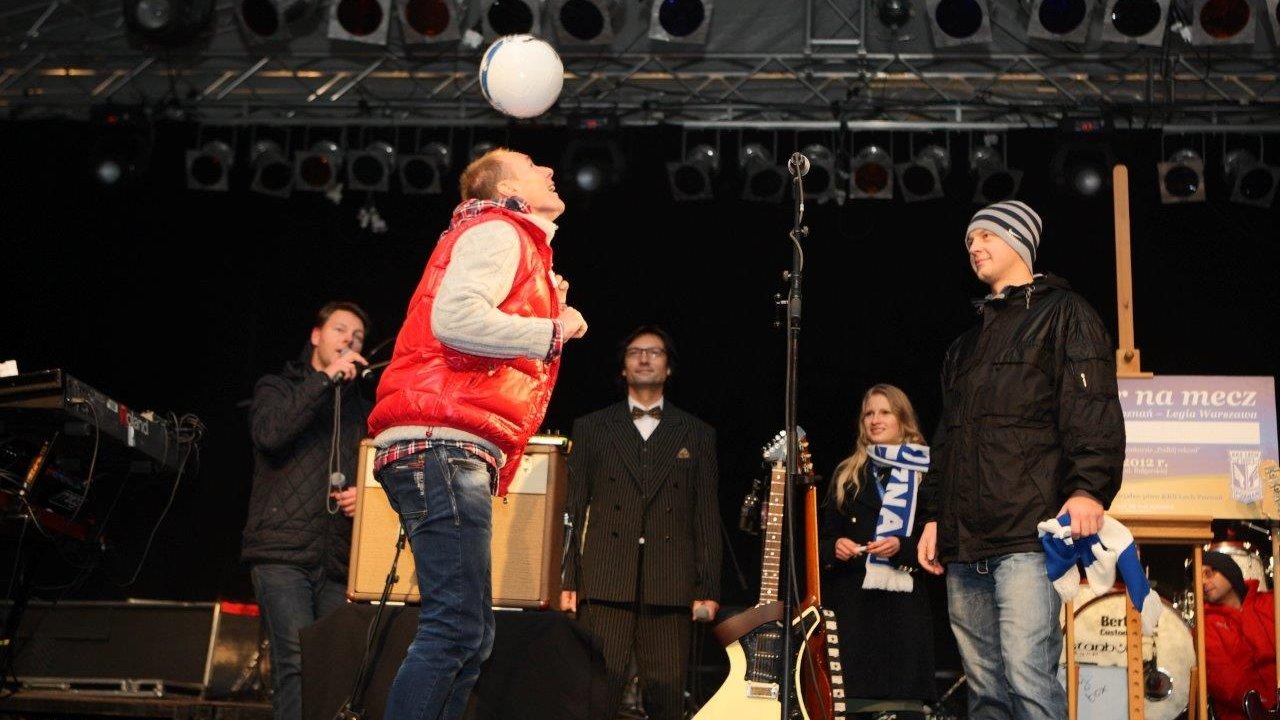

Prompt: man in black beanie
xmin=1202 ymin=549 xmax=1277 ymax=720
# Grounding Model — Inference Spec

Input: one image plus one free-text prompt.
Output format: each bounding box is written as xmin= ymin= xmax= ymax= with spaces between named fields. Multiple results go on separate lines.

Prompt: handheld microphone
xmin=788 ymin=152 xmax=810 ymax=178
xmin=360 ymin=360 xmax=392 ymax=380
xmin=694 ymin=605 xmax=711 ymax=621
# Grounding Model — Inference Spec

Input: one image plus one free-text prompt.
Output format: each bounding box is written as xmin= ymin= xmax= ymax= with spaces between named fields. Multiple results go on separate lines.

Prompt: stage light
xmin=347 ymin=141 xmax=396 ymax=191
xmin=1191 ymin=0 xmax=1255 ymax=43
xmin=186 ymin=140 xmax=233 ymax=191
xmin=1224 ymin=149 xmax=1278 ymax=207
xmin=649 ymin=0 xmax=712 ymax=44
xmin=295 ymin=140 xmax=343 ymax=192
xmin=482 ymin=0 xmax=541 ymax=37
xmin=1157 ymin=148 xmax=1205 ymax=204
xmin=876 ymin=0 xmax=914 ymax=32
xmin=236 ymin=0 xmax=319 ymax=42
xmin=925 ymin=0 xmax=992 ymax=46
xmin=549 ymin=0 xmax=621 ymax=44
xmin=124 ymin=0 xmax=215 ymax=46
xmin=1266 ymin=0 xmax=1280 ymax=45
xmin=1027 ymin=0 xmax=1091 ymax=42
xmin=400 ymin=0 xmax=461 ymax=43
xmin=802 ymin=144 xmax=839 ymax=204
xmin=469 ymin=141 xmax=499 ymax=162
xmin=250 ymin=139 xmax=293 ymax=197
xmin=399 ymin=141 xmax=451 ymax=194
xmin=87 ymin=112 xmax=152 ymax=188
xmin=666 ymin=144 xmax=718 ymax=202
xmin=558 ymin=138 xmax=625 ymax=194
xmin=849 ymin=145 xmax=893 ymax=200
xmin=896 ymin=144 xmax=949 ymax=202
xmin=738 ymin=143 xmax=787 ymax=203
xmin=970 ymin=145 xmax=1022 ymax=204
xmin=1050 ymin=143 xmax=1113 ymax=198
xmin=1100 ymin=0 xmax=1168 ymax=45
xmin=328 ymin=0 xmax=390 ymax=44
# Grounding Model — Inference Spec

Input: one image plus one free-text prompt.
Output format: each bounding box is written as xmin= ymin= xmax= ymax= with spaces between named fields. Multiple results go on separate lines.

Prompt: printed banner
xmin=1111 ymin=375 xmax=1279 ymax=519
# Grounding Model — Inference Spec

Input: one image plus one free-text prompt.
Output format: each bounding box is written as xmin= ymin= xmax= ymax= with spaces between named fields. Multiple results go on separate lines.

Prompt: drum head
xmin=1060 ymin=590 xmax=1194 ymax=720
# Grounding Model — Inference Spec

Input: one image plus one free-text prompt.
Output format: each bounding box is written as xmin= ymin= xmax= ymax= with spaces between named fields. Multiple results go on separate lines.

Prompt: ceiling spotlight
xmin=400 ymin=0 xmax=461 ymax=42
xmin=1224 ymin=149 xmax=1278 ymax=207
xmin=550 ymin=0 xmax=621 ymax=44
xmin=250 ymin=139 xmax=293 ymax=198
xmin=399 ymin=141 xmax=451 ymax=194
xmin=925 ymin=0 xmax=993 ymax=46
xmin=87 ymin=112 xmax=152 ymax=188
xmin=328 ymin=0 xmax=390 ymax=44
xmin=850 ymin=145 xmax=893 ymax=200
xmin=186 ymin=140 xmax=234 ymax=191
xmin=1050 ymin=143 xmax=1113 ymax=199
xmin=739 ymin=143 xmax=787 ymax=203
xmin=876 ymin=0 xmax=914 ymax=32
xmin=1100 ymin=0 xmax=1169 ymax=45
xmin=482 ymin=0 xmax=541 ymax=37
xmin=897 ymin=144 xmax=950 ymax=202
xmin=469 ymin=141 xmax=499 ymax=162
xmin=236 ymin=0 xmax=320 ymax=42
xmin=1191 ymin=0 xmax=1255 ymax=43
xmin=649 ymin=0 xmax=712 ymax=44
xmin=559 ymin=138 xmax=625 ymax=195
xmin=295 ymin=140 xmax=343 ymax=192
xmin=1027 ymin=0 xmax=1091 ymax=42
xmin=1157 ymin=148 xmax=1205 ymax=204
xmin=802 ymin=144 xmax=839 ymax=204
xmin=347 ymin=141 xmax=396 ymax=192
xmin=124 ymin=0 xmax=215 ymax=46
xmin=666 ymin=143 xmax=718 ymax=202
xmin=970 ymin=145 xmax=1023 ymax=204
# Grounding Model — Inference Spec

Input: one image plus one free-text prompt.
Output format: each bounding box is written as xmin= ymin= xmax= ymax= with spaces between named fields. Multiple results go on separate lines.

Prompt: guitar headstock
xmin=762 ymin=426 xmax=812 ymax=476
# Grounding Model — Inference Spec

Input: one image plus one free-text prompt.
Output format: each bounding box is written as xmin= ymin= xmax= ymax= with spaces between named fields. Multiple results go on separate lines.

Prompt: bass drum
xmin=1059 ymin=589 xmax=1195 ymax=720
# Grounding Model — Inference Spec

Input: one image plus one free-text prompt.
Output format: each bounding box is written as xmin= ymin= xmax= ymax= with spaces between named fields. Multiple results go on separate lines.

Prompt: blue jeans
xmin=250 ymin=563 xmax=348 ymax=720
xmin=946 ymin=552 xmax=1065 ymax=720
xmin=377 ymin=446 xmax=496 ymax=720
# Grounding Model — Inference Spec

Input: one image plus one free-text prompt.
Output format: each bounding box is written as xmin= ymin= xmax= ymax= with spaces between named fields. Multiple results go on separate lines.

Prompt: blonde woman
xmin=819 ymin=384 xmax=936 ymax=719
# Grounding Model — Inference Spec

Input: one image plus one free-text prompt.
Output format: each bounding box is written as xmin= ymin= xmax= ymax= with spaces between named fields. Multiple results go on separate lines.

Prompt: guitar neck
xmin=760 ymin=462 xmax=786 ymax=605
xmin=803 ymin=485 xmax=821 ymax=607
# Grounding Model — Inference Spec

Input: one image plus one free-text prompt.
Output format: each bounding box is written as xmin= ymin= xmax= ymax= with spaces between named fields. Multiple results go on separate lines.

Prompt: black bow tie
xmin=631 ymin=406 xmax=662 ymax=420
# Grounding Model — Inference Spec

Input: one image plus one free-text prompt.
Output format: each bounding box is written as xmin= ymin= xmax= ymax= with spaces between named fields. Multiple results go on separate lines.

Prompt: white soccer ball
xmin=478 ymin=34 xmax=564 ymax=119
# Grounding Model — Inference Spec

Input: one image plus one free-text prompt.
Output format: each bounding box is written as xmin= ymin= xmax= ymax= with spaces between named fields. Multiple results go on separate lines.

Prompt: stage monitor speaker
xmin=0 ymin=599 xmax=263 ymax=697
xmin=347 ymin=436 xmax=569 ymax=609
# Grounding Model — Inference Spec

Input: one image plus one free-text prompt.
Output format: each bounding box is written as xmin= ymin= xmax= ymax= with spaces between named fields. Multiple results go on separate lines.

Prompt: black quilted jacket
xmin=241 ymin=360 xmax=372 ymax=579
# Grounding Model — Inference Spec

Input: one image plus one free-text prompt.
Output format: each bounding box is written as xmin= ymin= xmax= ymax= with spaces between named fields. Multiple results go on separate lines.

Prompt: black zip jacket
xmin=919 ymin=274 xmax=1125 ymax=564
xmin=241 ymin=360 xmax=371 ymax=579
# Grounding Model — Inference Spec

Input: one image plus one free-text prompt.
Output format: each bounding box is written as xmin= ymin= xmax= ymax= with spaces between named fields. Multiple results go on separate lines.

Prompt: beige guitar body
xmin=695 ymin=639 xmax=783 ymax=720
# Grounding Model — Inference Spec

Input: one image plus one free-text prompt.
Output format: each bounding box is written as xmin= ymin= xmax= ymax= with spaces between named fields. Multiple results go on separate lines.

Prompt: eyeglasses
xmin=625 ymin=347 xmax=667 ymax=359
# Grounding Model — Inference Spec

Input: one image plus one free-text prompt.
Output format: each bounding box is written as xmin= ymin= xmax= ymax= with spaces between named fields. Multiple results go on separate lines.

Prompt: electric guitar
xmin=693 ymin=429 xmax=804 ymax=720
xmin=1242 ymin=458 xmax=1280 ymax=720
xmin=794 ymin=434 xmax=846 ymax=720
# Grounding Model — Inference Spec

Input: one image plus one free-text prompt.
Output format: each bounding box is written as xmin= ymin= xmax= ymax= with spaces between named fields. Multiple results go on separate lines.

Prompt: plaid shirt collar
xmin=445 ymin=196 xmax=531 ymax=235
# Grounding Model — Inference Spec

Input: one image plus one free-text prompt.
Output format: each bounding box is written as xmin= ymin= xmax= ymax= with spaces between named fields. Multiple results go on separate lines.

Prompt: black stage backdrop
xmin=2 ymin=119 xmax=1277 ymax=676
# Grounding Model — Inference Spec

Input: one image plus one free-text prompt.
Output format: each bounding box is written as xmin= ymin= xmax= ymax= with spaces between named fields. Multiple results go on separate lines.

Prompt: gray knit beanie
xmin=966 ymin=200 xmax=1043 ymax=273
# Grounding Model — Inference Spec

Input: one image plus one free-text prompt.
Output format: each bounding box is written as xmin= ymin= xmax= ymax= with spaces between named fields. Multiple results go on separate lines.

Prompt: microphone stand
xmin=778 ymin=152 xmax=810 ymax=720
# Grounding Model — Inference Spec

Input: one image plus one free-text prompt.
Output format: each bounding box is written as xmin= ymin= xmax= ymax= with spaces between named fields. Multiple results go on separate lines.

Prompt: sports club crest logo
xmin=1229 ymin=450 xmax=1262 ymax=504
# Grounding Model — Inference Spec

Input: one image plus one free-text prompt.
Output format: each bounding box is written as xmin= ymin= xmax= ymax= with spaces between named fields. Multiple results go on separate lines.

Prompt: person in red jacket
xmin=1202 ymin=550 xmax=1277 ymax=720
xmin=367 ymin=148 xmax=588 ymax=720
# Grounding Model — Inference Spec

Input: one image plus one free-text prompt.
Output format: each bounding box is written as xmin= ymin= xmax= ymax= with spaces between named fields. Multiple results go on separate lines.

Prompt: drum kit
xmin=1054 ymin=538 xmax=1274 ymax=720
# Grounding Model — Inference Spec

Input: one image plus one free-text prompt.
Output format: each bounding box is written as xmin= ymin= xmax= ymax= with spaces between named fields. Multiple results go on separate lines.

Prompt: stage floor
xmin=0 ymin=689 xmax=271 ymax=720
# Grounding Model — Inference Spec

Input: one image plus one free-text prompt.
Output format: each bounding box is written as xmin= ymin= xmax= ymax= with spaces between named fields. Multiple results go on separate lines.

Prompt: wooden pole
xmin=1066 ymin=599 xmax=1078 ymax=720
xmin=1112 ymin=164 xmax=1153 ymax=379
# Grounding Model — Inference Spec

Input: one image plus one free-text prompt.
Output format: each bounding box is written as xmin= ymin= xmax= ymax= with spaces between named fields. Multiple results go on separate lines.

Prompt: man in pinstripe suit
xmin=560 ymin=325 xmax=722 ymax=720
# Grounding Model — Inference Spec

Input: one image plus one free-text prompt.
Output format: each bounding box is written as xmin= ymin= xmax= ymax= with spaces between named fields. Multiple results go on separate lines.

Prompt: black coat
xmin=562 ymin=401 xmax=721 ymax=606
xmin=920 ymin=274 xmax=1126 ymax=564
xmin=819 ymin=465 xmax=935 ymax=703
xmin=241 ymin=360 xmax=371 ymax=579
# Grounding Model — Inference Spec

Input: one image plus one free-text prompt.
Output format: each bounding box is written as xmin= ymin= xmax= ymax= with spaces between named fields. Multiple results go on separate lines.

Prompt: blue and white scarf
xmin=1037 ymin=513 xmax=1162 ymax=635
xmin=863 ymin=443 xmax=929 ymax=593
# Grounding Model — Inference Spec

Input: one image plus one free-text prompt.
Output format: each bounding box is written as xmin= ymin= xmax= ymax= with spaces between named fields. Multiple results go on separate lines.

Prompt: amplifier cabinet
xmin=347 ymin=438 xmax=568 ymax=609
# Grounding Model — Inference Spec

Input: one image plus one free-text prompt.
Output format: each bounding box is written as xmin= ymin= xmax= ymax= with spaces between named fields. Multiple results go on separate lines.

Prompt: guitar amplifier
xmin=347 ymin=437 xmax=569 ymax=609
